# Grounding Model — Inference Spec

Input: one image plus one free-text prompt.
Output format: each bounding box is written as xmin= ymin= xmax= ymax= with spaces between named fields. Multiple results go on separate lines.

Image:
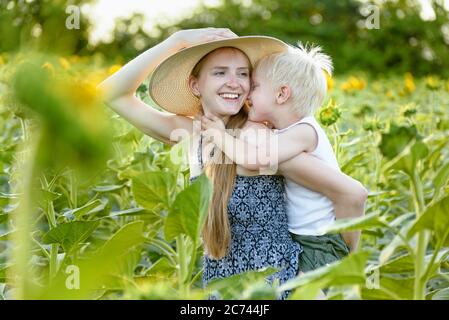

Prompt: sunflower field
xmin=1 ymin=0 xmax=449 ymax=301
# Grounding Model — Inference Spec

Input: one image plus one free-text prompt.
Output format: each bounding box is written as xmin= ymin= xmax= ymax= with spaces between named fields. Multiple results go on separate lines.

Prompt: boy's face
xmin=247 ymin=66 xmax=276 ymax=122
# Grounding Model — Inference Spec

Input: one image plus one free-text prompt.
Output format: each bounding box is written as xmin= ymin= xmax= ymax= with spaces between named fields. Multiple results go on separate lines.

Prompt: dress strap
xmin=197 ymin=134 xmax=204 ymax=169
xmin=197 ymin=134 xmax=215 ymax=170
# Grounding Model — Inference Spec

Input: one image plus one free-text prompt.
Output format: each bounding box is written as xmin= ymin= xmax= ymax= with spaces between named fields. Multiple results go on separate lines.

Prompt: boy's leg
xmin=291 ymin=233 xmax=350 ymax=273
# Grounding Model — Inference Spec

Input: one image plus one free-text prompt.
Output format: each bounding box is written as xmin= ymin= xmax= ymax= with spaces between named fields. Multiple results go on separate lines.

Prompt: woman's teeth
xmin=219 ymin=93 xmax=240 ymax=99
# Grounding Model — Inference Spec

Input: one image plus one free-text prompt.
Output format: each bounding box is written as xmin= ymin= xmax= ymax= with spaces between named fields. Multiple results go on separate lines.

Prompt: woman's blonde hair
xmin=190 ymin=47 xmax=250 ymax=259
xmin=203 ymin=108 xmax=247 ymax=259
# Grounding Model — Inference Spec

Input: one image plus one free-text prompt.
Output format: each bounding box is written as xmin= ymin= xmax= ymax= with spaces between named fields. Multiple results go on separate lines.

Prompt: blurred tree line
xmin=0 ymin=0 xmax=92 ymax=55
xmin=1 ymin=0 xmax=448 ymax=75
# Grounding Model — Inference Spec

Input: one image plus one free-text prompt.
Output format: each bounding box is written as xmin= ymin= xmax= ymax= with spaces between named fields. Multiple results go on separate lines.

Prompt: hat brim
xmin=148 ymin=36 xmax=289 ymax=116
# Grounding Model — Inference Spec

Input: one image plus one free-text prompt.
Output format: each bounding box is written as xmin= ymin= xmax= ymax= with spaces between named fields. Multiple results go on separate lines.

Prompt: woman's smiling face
xmin=189 ymin=47 xmax=251 ymax=118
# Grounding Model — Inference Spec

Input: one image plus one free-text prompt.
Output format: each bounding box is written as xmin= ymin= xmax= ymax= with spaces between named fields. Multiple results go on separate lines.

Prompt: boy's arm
xmin=279 ymin=153 xmax=368 ymax=251
xmin=244 ymin=124 xmax=318 ymax=170
xmin=203 ymin=116 xmax=317 ymax=170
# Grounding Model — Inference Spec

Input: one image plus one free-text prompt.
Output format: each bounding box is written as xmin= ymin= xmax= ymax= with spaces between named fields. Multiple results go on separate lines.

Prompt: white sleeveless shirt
xmin=277 ymin=116 xmax=340 ymax=236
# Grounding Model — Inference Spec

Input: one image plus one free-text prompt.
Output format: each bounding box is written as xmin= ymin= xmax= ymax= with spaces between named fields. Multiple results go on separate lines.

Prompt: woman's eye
xmin=239 ymin=72 xmax=249 ymax=77
xmin=214 ymin=71 xmax=225 ymax=75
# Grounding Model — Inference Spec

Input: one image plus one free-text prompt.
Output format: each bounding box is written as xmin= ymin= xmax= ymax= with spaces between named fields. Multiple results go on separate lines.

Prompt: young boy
xmin=201 ymin=42 xmax=367 ymax=273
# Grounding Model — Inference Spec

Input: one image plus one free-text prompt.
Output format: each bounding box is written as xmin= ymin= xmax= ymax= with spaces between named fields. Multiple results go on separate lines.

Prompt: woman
xmin=98 ymin=28 xmax=366 ymax=298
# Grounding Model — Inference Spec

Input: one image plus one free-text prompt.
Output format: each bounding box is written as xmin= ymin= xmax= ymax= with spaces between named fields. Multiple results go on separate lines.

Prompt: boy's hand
xmin=201 ymin=114 xmax=226 ymax=131
xmin=200 ymin=115 xmax=226 ymax=144
xmin=341 ymin=231 xmax=359 ymax=252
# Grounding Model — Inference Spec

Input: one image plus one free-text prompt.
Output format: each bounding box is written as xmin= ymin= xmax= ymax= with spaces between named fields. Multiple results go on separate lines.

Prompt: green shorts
xmin=290 ymin=233 xmax=351 ymax=273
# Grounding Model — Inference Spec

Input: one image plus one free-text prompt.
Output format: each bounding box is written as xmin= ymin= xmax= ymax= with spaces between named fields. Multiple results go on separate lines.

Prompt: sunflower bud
xmin=425 ymin=76 xmax=440 ymax=90
xmin=319 ymin=99 xmax=341 ymax=127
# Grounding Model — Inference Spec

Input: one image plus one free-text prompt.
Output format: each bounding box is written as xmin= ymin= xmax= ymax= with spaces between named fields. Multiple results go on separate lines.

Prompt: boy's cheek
xmin=248 ymin=107 xmax=268 ymax=122
xmin=248 ymin=108 xmax=258 ymax=121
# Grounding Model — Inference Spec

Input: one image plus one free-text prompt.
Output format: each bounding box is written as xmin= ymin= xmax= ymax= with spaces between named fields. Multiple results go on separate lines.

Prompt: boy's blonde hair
xmin=255 ymin=42 xmax=333 ymax=117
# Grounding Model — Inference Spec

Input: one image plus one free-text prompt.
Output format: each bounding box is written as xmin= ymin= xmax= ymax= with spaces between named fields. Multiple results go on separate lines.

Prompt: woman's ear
xmin=189 ymin=75 xmax=201 ymax=97
xmin=276 ymin=85 xmax=291 ymax=104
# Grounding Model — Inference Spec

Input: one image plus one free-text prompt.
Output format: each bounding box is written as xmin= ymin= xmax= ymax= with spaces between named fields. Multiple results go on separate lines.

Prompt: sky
xmin=83 ymin=0 xmax=220 ymax=44
xmin=83 ymin=0 xmax=448 ymax=45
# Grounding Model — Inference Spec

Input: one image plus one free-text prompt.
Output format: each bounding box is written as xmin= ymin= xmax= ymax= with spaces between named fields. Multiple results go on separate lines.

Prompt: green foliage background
xmin=0 ymin=0 xmax=449 ymax=300
xmin=3 ymin=0 xmax=447 ymax=75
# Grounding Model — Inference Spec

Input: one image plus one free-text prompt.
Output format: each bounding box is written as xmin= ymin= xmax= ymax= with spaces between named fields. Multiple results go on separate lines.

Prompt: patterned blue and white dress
xmin=193 ymin=135 xmax=302 ymax=299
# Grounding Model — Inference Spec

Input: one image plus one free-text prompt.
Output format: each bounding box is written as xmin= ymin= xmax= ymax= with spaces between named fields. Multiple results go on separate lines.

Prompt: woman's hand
xmin=169 ymin=28 xmax=238 ymax=51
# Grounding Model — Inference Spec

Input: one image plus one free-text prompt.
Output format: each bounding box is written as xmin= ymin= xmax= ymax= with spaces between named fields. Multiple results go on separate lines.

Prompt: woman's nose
xmin=225 ymin=76 xmax=239 ymax=88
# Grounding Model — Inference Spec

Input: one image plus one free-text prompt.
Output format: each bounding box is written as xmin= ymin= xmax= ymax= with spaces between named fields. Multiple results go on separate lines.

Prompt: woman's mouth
xmin=218 ymin=93 xmax=241 ymax=102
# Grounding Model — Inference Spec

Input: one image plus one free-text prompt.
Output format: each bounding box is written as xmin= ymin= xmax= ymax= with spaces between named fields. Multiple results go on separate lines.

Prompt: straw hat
xmin=148 ymin=36 xmax=289 ymax=116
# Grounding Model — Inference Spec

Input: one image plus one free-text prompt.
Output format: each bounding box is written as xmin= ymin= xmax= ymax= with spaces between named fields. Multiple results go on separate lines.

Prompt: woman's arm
xmin=279 ymin=153 xmax=368 ymax=251
xmin=97 ymin=28 xmax=237 ymax=144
